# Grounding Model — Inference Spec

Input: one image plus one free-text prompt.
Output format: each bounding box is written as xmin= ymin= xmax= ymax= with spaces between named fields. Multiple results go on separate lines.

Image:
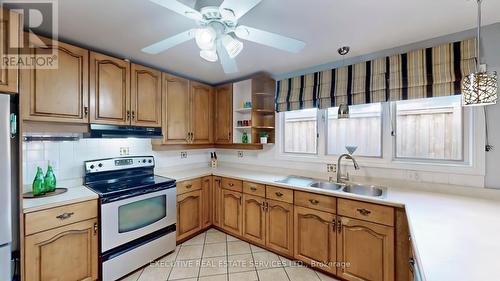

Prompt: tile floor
xmin=119 ymin=228 xmax=340 ymax=281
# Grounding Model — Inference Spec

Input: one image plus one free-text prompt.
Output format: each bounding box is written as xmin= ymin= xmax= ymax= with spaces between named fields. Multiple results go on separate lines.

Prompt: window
xmin=394 ymin=95 xmax=463 ymax=161
xmin=283 ymin=108 xmax=318 ymax=154
xmin=326 ymin=103 xmax=383 ymax=157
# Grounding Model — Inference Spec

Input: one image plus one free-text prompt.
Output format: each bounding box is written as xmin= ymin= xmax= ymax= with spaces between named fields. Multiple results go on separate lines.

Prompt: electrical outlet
xmin=327 ymin=164 xmax=336 ymax=173
xmin=119 ymin=147 xmax=129 ymax=156
xmin=180 ymin=151 xmax=187 ymax=159
xmin=237 ymin=151 xmax=244 ymax=158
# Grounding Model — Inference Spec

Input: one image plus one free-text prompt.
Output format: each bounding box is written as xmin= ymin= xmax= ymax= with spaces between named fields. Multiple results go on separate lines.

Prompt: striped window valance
xmin=275 ymin=38 xmax=477 ymax=112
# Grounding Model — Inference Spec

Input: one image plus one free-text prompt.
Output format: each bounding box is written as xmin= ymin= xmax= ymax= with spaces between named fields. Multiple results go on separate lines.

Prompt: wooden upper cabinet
xmin=21 ymin=37 xmax=89 ymax=123
xmin=337 ymin=217 xmax=394 ymax=281
xmin=221 ymin=189 xmax=243 ymax=236
xmin=190 ymin=81 xmax=213 ymax=144
xmin=294 ymin=206 xmax=337 ymax=275
xmin=242 ymin=194 xmax=266 ymax=246
xmin=24 ymin=218 xmax=98 ymax=281
xmin=130 ymin=64 xmax=161 ymax=127
xmin=0 ymin=8 xmax=20 ymax=93
xmin=266 ymin=199 xmax=294 ymax=257
xmin=214 ymin=83 xmax=233 ymax=144
xmin=162 ymin=73 xmax=190 ymax=144
xmin=89 ymin=52 xmax=130 ymax=125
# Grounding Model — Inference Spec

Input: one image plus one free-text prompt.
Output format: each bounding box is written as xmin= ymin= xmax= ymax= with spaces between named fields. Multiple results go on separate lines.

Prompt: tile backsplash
xmin=23 ymin=138 xmax=211 ymax=186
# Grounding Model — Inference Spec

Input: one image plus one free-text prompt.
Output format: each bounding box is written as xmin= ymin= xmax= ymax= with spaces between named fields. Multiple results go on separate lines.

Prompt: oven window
xmin=118 ymin=195 xmax=166 ymax=233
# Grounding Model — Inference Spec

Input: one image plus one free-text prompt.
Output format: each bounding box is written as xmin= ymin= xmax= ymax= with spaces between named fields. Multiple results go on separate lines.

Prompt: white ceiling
xmin=40 ymin=0 xmax=500 ymax=84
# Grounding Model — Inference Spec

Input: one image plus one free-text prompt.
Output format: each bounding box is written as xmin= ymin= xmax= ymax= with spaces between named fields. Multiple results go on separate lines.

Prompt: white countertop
xmin=22 ymin=186 xmax=98 ymax=213
xmin=156 ymin=166 xmax=500 ymax=281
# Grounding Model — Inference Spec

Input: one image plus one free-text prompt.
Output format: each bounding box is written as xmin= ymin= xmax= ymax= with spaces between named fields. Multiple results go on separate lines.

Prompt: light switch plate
xmin=327 ymin=164 xmax=336 ymax=173
xmin=237 ymin=151 xmax=244 ymax=158
xmin=180 ymin=151 xmax=187 ymax=159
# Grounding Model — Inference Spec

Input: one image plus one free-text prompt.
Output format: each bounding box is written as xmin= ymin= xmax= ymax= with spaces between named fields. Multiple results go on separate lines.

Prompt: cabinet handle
xmin=309 ymin=199 xmax=320 ymax=205
xmin=229 ymin=183 xmax=234 ymax=187
xmin=94 ymin=223 xmax=98 ymax=235
xmin=131 ymin=110 xmax=136 ymax=121
xmin=190 ymin=132 xmax=194 ymax=142
xmin=337 ymin=219 xmax=342 ymax=233
xmin=356 ymin=208 xmax=371 ymax=216
xmin=228 ymin=131 xmax=231 ymax=140
xmin=250 ymin=186 xmax=257 ymax=191
xmin=56 ymin=212 xmax=74 ymax=220
xmin=126 ymin=110 xmax=131 ymax=121
xmin=84 ymin=106 xmax=88 ymax=117
xmin=331 ymin=220 xmax=336 ymax=231
xmin=275 ymin=192 xmax=284 ymax=197
xmin=185 ymin=184 xmax=192 ymax=189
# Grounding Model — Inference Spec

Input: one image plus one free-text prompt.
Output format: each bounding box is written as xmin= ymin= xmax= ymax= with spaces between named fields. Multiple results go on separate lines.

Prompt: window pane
xmin=283 ymin=109 xmax=318 ymax=154
xmin=327 ymin=103 xmax=382 ymax=157
xmin=395 ymin=96 xmax=463 ymax=160
xmin=118 ymin=195 xmax=166 ymax=233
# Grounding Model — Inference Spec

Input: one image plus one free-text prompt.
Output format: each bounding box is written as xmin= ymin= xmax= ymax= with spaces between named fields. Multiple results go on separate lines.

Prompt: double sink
xmin=276 ymin=176 xmax=385 ymax=198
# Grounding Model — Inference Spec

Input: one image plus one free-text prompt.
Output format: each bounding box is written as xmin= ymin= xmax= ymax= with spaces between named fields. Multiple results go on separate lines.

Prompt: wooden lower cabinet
xmin=337 ymin=216 xmax=394 ymax=281
xmin=201 ymin=176 xmax=212 ymax=228
xmin=266 ymin=199 xmax=294 ymax=257
xmin=221 ymin=189 xmax=243 ymax=236
xmin=294 ymin=206 xmax=337 ymax=275
xmin=242 ymin=194 xmax=266 ymax=246
xmin=212 ymin=177 xmax=222 ymax=227
xmin=24 ymin=218 xmax=98 ymax=281
xmin=177 ymin=190 xmax=202 ymax=241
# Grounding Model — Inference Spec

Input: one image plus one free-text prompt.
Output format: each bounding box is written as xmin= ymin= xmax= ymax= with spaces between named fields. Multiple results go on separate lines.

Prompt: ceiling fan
xmin=141 ymin=0 xmax=306 ymax=73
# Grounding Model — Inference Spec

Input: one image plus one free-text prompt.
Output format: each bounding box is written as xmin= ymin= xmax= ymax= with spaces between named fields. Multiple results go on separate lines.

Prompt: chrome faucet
xmin=337 ymin=153 xmax=360 ymax=183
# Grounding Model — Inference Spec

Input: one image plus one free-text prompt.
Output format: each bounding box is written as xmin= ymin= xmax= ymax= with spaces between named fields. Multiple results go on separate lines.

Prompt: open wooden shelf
xmin=252 ymin=126 xmax=275 ymax=129
xmin=215 ymin=143 xmax=264 ymax=150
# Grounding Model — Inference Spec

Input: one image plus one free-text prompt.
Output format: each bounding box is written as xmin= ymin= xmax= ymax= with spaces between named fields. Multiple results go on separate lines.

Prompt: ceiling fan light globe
xmin=200 ymin=49 xmax=218 ymax=62
xmin=195 ymin=27 xmax=217 ymax=50
xmin=221 ymin=34 xmax=243 ymax=59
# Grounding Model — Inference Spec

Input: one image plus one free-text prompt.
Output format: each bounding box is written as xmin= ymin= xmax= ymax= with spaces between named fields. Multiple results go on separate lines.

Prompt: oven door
xmin=101 ymin=187 xmax=176 ymax=252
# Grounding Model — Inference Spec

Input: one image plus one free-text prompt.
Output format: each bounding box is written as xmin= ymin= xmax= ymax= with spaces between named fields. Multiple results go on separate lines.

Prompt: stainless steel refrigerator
xmin=0 ymin=94 xmax=12 ymax=281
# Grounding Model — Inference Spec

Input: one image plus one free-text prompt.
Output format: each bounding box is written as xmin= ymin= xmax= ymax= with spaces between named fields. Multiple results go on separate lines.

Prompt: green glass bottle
xmin=44 ymin=164 xmax=56 ymax=193
xmin=242 ymin=131 xmax=249 ymax=144
xmin=32 ymin=167 xmax=46 ymax=196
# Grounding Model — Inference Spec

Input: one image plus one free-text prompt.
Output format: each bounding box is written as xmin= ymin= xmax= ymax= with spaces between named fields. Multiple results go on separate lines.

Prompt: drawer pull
xmin=250 ymin=186 xmax=257 ymax=191
xmin=357 ymin=208 xmax=371 ymax=216
xmin=185 ymin=184 xmax=192 ymax=189
xmin=309 ymin=199 xmax=320 ymax=205
xmin=275 ymin=192 xmax=284 ymax=197
xmin=229 ymin=183 xmax=234 ymax=187
xmin=56 ymin=212 xmax=74 ymax=220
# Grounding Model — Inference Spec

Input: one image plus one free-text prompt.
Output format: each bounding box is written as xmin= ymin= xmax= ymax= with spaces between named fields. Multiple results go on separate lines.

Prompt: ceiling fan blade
xmin=235 ymin=25 xmax=305 ymax=53
xmin=219 ymin=0 xmax=262 ymax=19
xmin=142 ymin=29 xmax=196 ymax=54
xmin=216 ymin=39 xmax=238 ymax=74
xmin=149 ymin=0 xmax=202 ymax=21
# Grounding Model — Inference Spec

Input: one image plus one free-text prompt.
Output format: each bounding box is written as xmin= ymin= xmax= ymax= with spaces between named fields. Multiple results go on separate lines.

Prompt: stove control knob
xmin=90 ymin=165 xmax=95 ymax=169
xmin=148 ymin=159 xmax=152 ymax=163
xmin=98 ymin=163 xmax=103 ymax=168
xmin=142 ymin=159 xmax=146 ymax=163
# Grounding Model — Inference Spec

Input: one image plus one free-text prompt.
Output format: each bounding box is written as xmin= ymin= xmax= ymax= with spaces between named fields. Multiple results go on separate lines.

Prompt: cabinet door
xmin=130 ymin=64 xmax=162 ymax=127
xmin=25 ymin=218 xmax=98 ymax=281
xmin=266 ymin=199 xmax=293 ymax=257
xmin=21 ymin=37 xmax=89 ymax=123
xmin=337 ymin=217 xmax=394 ymax=281
xmin=294 ymin=206 xmax=337 ymax=275
xmin=242 ymin=194 xmax=266 ymax=246
xmin=177 ymin=190 xmax=202 ymax=241
xmin=201 ymin=176 xmax=212 ymax=228
xmin=190 ymin=81 xmax=213 ymax=144
xmin=0 ymin=8 xmax=20 ymax=93
xmin=212 ymin=177 xmax=222 ymax=227
xmin=221 ymin=189 xmax=242 ymax=236
xmin=214 ymin=84 xmax=233 ymax=144
xmin=162 ymin=73 xmax=190 ymax=144
xmin=89 ymin=52 xmax=130 ymax=125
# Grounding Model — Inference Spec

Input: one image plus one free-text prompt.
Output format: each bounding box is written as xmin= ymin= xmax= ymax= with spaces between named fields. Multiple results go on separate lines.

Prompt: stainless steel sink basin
xmin=275 ymin=176 xmax=315 ymax=187
xmin=342 ymin=184 xmax=385 ymax=197
xmin=309 ymin=181 xmax=343 ymax=190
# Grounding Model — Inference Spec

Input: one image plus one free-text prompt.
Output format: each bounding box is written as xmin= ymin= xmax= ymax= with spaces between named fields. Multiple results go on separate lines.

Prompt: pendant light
xmin=462 ymin=0 xmax=498 ymax=106
xmin=337 ymin=46 xmax=350 ymax=118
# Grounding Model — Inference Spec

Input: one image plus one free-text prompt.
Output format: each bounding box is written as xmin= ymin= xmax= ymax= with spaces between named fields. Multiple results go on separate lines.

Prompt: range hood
xmin=84 ymin=124 xmax=162 ymax=139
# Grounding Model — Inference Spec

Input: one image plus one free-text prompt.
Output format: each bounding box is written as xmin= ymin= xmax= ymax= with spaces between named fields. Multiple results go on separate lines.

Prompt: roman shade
xmin=275 ymin=38 xmax=477 ymax=112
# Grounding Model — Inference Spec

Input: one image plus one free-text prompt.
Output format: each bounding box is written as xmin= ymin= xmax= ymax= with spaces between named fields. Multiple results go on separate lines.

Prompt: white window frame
xmin=277 ymin=101 xmax=485 ymax=176
xmin=279 ymin=108 xmax=321 ymax=158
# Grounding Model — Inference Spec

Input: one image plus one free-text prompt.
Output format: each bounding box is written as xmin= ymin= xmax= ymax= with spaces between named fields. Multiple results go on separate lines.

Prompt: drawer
xmin=338 ymin=198 xmax=394 ymax=226
xmin=221 ymin=177 xmax=243 ymax=192
xmin=242 ymin=181 xmax=265 ymax=197
xmin=177 ymin=178 xmax=202 ymax=195
xmin=294 ymin=191 xmax=336 ymax=213
xmin=25 ymin=200 xmax=98 ymax=235
xmin=266 ymin=185 xmax=293 ymax=203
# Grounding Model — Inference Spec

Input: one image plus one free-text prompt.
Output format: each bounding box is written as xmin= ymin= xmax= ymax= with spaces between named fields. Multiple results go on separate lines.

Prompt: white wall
xmin=22 ymin=138 xmax=211 ymax=188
